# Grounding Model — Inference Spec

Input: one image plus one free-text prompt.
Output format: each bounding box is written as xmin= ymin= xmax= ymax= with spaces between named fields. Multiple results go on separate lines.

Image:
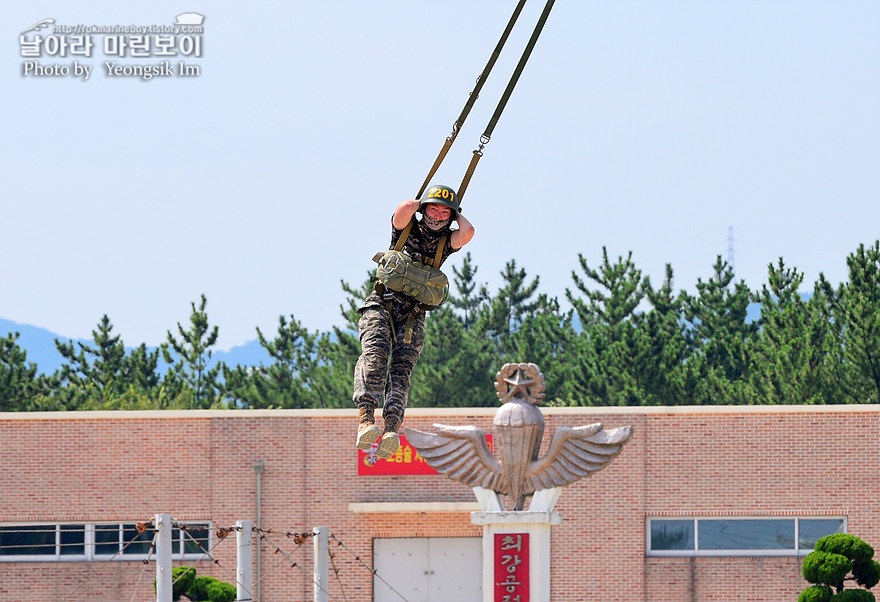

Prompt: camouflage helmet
xmin=419 ymin=184 xmax=459 ymax=217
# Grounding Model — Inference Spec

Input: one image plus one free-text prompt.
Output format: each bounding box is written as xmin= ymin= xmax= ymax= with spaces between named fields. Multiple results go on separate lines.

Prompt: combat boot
xmin=356 ymin=406 xmax=381 ymax=450
xmin=376 ymin=414 xmax=402 ymax=459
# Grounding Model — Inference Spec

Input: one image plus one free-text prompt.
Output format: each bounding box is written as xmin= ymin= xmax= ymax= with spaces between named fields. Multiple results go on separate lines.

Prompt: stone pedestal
xmin=472 ymin=510 xmax=561 ymax=602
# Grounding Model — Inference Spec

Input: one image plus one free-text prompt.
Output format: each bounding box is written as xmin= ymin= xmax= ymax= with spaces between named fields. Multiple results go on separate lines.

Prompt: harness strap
xmin=460 ymin=0 xmax=557 ymax=208
xmin=456 ymin=150 xmax=483 ymax=206
xmin=416 ymin=0 xmax=529 ymax=200
xmin=393 ymin=218 xmax=415 ymax=252
xmin=483 ymin=0 xmax=555 ymax=144
xmin=403 ymin=312 xmax=417 ymax=345
xmin=433 ymin=234 xmax=448 ymax=269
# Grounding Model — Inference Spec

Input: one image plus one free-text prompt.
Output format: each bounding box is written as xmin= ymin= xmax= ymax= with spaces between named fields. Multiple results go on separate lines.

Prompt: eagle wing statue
xmin=404 ymin=363 xmax=635 ymax=511
xmin=405 ymin=424 xmax=506 ymax=493
xmin=523 ymin=423 xmax=634 ymax=494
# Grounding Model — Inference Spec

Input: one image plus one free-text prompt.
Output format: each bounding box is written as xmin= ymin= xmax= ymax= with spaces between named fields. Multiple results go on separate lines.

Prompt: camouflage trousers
xmin=352 ymin=303 xmax=425 ymax=422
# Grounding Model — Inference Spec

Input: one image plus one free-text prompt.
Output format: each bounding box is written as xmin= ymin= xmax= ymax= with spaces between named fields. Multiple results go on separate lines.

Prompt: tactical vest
xmin=372 ymin=218 xmax=449 ymax=343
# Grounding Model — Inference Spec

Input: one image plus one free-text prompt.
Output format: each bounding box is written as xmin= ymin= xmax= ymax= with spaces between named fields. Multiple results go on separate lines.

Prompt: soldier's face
xmin=424 ymin=204 xmax=452 ymax=221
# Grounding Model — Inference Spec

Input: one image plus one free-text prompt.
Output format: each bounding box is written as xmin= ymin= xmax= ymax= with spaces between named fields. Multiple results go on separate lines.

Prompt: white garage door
xmin=373 ymin=537 xmax=482 ymax=602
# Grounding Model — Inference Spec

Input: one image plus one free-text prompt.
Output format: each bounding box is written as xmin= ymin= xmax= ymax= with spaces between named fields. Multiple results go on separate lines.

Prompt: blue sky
xmin=2 ymin=1 xmax=878 ymax=350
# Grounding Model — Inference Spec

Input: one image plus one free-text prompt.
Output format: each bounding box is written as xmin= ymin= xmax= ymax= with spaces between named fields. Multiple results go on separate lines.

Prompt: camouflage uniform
xmin=352 ymin=216 xmax=458 ymax=424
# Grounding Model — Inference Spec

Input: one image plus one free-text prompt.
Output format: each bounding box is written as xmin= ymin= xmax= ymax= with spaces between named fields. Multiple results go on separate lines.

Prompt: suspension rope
xmin=417 ymin=0 xmax=556 ymax=209
xmin=416 ymin=0 xmax=528 ymax=200
xmin=457 ymin=0 xmax=556 ymax=205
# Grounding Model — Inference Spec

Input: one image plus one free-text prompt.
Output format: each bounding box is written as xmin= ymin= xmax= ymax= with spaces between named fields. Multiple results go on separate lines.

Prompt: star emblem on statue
xmin=496 ymin=364 xmax=542 ymax=403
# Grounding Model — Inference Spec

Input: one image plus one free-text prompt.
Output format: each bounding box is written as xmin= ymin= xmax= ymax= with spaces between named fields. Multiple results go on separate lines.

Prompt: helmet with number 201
xmin=419 ymin=184 xmax=459 ymax=217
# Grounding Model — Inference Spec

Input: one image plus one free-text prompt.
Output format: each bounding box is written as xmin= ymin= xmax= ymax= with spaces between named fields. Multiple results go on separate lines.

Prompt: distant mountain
xmin=0 ymin=319 xmax=270 ymax=375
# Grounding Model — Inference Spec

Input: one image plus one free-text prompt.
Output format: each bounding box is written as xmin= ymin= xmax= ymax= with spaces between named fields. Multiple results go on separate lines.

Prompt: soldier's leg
xmin=353 ymin=305 xmax=391 ymax=449
xmin=377 ymin=312 xmax=426 ymax=459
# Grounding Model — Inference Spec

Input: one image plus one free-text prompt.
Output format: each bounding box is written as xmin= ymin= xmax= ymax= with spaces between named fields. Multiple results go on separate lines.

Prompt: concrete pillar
xmin=472 ymin=511 xmax=561 ymax=602
xmin=155 ymin=514 xmax=173 ymax=602
xmin=236 ymin=520 xmax=253 ymax=601
xmin=313 ymin=526 xmax=329 ymax=602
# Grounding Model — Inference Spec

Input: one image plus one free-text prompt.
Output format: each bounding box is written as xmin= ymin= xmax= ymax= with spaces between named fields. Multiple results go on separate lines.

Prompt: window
xmin=0 ymin=522 xmax=210 ymax=562
xmin=647 ymin=517 xmax=845 ymax=556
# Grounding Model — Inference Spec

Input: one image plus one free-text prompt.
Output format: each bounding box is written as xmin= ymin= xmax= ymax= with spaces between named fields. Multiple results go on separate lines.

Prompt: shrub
xmin=188 ymin=575 xmax=218 ymax=601
xmin=804 ymin=551 xmax=853 ymax=587
xmin=204 ymin=579 xmax=236 ymax=602
xmin=855 ymin=561 xmax=880 ymax=589
xmin=801 ymin=534 xmax=880 ymax=602
xmin=799 ymin=585 xmax=833 ymax=602
xmin=830 ymin=589 xmax=875 ymax=602
xmin=818 ymin=534 xmax=875 ymax=565
xmin=172 ymin=566 xmax=196 ymax=600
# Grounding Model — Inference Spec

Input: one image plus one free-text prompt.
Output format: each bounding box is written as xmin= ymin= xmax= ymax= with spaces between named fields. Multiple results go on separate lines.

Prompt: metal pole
xmin=155 ymin=514 xmax=173 ymax=602
xmin=254 ymin=462 xmax=264 ymax=602
xmin=313 ymin=526 xmax=329 ymax=602
xmin=237 ymin=520 xmax=254 ymax=601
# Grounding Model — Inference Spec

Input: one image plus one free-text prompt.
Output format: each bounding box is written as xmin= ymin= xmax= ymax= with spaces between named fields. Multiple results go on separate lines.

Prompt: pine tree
xmin=449 ymin=252 xmax=488 ymax=329
xmin=746 ymin=259 xmax=829 ymax=404
xmin=164 ymin=295 xmax=221 ymax=408
xmin=683 ymin=256 xmax=756 ymax=405
xmin=482 ymin=259 xmax=540 ymax=357
xmin=820 ymin=241 xmax=880 ymax=404
xmin=635 ymin=264 xmax=693 ymax=405
xmin=0 ymin=332 xmax=50 ymax=411
xmin=224 ymin=315 xmax=319 ymax=408
xmin=565 ymin=249 xmax=647 ymax=406
xmin=508 ymin=294 xmax=576 ymax=403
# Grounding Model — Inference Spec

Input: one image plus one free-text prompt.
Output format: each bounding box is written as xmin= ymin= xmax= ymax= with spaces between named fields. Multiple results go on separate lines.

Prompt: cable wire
xmin=329 ymin=531 xmax=410 ymax=602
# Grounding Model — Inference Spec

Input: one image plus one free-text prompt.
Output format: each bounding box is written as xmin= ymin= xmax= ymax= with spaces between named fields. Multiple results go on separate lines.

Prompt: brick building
xmin=1 ymin=405 xmax=876 ymax=601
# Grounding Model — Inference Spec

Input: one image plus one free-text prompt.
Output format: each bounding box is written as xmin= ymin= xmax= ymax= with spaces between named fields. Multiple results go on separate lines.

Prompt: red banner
xmin=358 ymin=433 xmax=492 ymax=476
xmin=494 ymin=532 xmax=530 ymax=601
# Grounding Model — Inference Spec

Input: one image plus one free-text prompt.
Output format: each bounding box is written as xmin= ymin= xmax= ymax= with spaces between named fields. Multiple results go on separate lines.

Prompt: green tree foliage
xmin=634 ymin=264 xmax=693 ymax=406
xmin=683 ymin=256 xmax=756 ymax=405
xmin=448 ymin=251 xmax=488 ymax=329
xmin=745 ymin=260 xmax=830 ymax=404
xmin=4 ymin=240 xmax=880 ymax=411
xmin=163 ymin=294 xmax=221 ymax=408
xmin=484 ymin=259 xmax=540 ymax=355
xmin=48 ymin=316 xmax=162 ymax=410
xmin=820 ymin=242 xmax=880 ymax=404
xmin=0 ymin=332 xmax=51 ymax=411
xmin=164 ymin=566 xmax=235 ymax=602
xmin=800 ymin=533 xmax=880 ymax=601
xmin=565 ymin=249 xmax=647 ymax=405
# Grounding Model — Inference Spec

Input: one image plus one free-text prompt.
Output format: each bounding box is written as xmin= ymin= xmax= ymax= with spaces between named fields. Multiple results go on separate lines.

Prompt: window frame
xmin=0 ymin=521 xmax=211 ymax=562
xmin=646 ymin=516 xmax=847 ymax=557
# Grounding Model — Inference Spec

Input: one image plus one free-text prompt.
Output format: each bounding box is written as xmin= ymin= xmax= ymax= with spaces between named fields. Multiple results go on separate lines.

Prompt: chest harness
xmin=372 ymin=219 xmax=448 ymax=344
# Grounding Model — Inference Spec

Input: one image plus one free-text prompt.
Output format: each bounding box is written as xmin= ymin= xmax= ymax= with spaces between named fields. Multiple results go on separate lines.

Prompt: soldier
xmin=353 ymin=184 xmax=475 ymax=459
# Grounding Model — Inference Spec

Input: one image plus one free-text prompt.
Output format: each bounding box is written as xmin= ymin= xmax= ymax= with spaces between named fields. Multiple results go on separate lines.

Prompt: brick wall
xmin=1 ymin=405 xmax=877 ymax=601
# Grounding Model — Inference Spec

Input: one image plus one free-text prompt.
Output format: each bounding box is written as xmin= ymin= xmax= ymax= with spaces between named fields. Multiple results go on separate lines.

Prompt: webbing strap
xmin=402 ymin=312 xmax=417 ymax=344
xmin=432 ymin=234 xmax=448 ymax=269
xmin=482 ymin=0 xmax=556 ymax=143
xmin=393 ymin=218 xmax=415 ymax=252
xmin=457 ymin=0 xmax=557 ymax=208
xmin=415 ymin=0 xmax=529 ymax=200
xmin=457 ymin=151 xmax=483 ymax=206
